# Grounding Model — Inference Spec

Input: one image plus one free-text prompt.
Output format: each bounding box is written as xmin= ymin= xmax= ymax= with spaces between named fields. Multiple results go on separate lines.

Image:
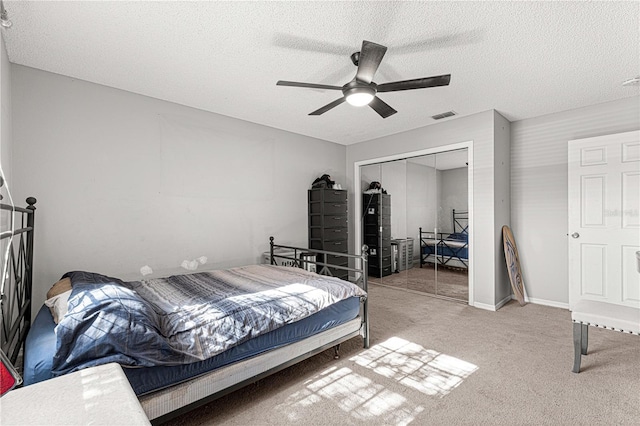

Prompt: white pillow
xmin=44 ymin=289 xmax=72 ymax=324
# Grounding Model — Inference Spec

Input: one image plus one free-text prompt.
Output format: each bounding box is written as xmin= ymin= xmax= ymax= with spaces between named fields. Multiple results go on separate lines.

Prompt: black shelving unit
xmin=363 ymin=193 xmax=391 ymax=277
xmin=308 ymin=188 xmax=349 ymax=280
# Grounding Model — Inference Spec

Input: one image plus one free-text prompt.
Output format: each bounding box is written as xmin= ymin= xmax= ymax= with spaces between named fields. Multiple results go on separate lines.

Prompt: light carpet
xmin=166 ymin=284 xmax=640 ymax=425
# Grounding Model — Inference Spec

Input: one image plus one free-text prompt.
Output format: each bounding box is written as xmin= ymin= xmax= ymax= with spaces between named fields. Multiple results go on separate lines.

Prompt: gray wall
xmin=511 ymin=96 xmax=640 ymax=307
xmin=11 ymin=65 xmax=346 ymax=317
xmin=347 ymin=110 xmax=510 ymax=310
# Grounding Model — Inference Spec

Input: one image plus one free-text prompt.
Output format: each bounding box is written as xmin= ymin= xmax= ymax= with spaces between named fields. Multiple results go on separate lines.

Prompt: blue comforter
xmin=52 ymin=266 xmax=366 ymax=377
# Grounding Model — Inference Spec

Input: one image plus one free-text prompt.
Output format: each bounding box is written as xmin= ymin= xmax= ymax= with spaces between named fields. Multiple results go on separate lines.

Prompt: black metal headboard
xmin=0 ymin=179 xmax=36 ymax=365
xmin=452 ymin=209 xmax=469 ymax=234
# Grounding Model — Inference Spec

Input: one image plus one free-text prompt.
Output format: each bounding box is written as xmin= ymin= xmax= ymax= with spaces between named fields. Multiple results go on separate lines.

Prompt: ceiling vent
xmin=431 ymin=110 xmax=457 ymax=120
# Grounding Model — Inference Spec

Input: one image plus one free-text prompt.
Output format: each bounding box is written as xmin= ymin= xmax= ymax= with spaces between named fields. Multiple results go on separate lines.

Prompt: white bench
xmin=571 ymin=299 xmax=640 ymax=373
xmin=0 ymin=363 xmax=151 ymax=425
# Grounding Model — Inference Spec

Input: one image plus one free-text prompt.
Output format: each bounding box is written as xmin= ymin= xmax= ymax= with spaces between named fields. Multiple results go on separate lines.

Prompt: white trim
xmin=525 ymin=296 xmax=570 ymax=310
xmin=353 ymin=141 xmax=474 ymax=305
xmin=474 ymin=294 xmax=512 ymax=311
xmin=495 ymin=294 xmax=512 ymax=310
xmin=467 ymin=143 xmax=474 ymax=306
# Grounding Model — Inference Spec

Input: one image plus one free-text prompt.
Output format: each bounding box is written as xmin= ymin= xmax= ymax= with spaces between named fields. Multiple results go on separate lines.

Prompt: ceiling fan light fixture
xmin=346 ymin=92 xmax=374 ymax=106
xmin=344 ymin=85 xmax=376 ymax=107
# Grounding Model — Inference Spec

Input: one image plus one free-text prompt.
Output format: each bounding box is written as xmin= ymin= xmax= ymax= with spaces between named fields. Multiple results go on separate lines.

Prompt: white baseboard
xmin=473 ymin=301 xmax=497 ymax=311
xmin=495 ymin=294 xmax=512 ymax=310
xmin=473 ymin=295 xmax=511 ymax=311
xmin=525 ymin=296 xmax=569 ymax=310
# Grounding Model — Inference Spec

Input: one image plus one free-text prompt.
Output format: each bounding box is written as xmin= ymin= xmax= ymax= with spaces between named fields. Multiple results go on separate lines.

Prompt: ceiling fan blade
xmin=277 ymin=81 xmax=342 ymax=90
xmin=309 ymin=97 xmax=346 ymax=116
xmin=355 ymin=40 xmax=387 ymax=84
xmin=273 ymin=33 xmax=351 ymax=55
xmin=369 ymin=96 xmax=397 ymax=119
xmin=377 ymin=74 xmax=451 ymax=92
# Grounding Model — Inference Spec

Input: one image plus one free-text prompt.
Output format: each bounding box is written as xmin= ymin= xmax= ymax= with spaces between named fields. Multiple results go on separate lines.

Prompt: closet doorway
xmin=356 ymin=144 xmax=472 ymax=304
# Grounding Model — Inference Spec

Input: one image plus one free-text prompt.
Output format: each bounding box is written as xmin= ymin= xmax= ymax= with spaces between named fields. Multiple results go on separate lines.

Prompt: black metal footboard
xmin=268 ymin=236 xmax=369 ymax=348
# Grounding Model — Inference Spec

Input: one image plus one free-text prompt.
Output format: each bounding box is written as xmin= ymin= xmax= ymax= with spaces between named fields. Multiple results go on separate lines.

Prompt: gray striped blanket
xmin=127 ymin=264 xmax=366 ymax=361
xmin=53 ymin=265 xmax=366 ymax=375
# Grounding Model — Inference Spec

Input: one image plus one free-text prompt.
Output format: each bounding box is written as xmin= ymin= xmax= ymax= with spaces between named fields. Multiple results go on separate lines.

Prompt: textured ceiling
xmin=2 ymin=1 xmax=639 ymax=145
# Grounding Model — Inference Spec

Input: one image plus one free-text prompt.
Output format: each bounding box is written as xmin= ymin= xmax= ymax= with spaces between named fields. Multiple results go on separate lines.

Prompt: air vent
xmin=431 ymin=111 xmax=457 ymax=120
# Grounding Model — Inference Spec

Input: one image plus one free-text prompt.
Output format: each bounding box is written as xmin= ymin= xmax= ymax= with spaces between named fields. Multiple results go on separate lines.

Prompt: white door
xmin=568 ymin=130 xmax=640 ymax=309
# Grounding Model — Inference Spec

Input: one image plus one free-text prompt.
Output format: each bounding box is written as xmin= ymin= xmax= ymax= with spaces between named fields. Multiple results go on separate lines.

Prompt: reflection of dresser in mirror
xmin=363 ymin=193 xmax=391 ymax=277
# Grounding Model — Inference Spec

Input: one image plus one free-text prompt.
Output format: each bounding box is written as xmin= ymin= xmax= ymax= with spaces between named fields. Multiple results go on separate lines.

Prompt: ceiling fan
xmin=277 ymin=40 xmax=451 ymax=119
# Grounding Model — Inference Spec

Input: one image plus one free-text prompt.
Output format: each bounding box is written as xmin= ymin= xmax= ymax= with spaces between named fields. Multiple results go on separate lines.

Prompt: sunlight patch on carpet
xmin=275 ymin=366 xmax=424 ymax=425
xmin=350 ymin=336 xmax=478 ymax=397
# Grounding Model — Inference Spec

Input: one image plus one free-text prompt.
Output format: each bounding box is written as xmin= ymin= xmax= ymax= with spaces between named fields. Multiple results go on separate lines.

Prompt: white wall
xmin=11 ymin=61 xmax=631 ymax=314
xmin=493 ymin=111 xmax=511 ymax=304
xmin=347 ymin=110 xmax=510 ymax=309
xmin=11 ymin=65 xmax=346 ymax=318
xmin=511 ymin=96 xmax=640 ymax=307
xmin=0 ymin=32 xmax=11 ymax=191
xmin=438 ymin=167 xmax=468 ymax=233
xmin=0 ymin=33 xmax=12 ymax=287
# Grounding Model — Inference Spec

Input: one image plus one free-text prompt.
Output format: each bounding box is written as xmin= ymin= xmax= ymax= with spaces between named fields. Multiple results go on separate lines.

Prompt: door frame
xmin=353 ymin=141 xmax=474 ymax=306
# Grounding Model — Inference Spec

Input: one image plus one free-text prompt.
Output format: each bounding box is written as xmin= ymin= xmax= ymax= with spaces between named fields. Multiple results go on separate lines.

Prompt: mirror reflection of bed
xmin=360 ymin=148 xmax=469 ymax=303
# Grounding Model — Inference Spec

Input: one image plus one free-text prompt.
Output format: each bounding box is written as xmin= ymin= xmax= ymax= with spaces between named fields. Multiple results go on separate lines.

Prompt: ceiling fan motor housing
xmin=342 ymin=80 xmax=377 ymax=98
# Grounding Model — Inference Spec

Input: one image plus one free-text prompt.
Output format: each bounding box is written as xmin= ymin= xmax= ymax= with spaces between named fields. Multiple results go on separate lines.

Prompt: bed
xmin=1 ymin=195 xmax=369 ymax=424
xmin=419 ymin=209 xmax=468 ymax=269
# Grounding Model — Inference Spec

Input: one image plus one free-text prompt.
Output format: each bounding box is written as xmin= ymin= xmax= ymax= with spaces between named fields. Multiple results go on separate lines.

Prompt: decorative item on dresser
xmin=363 ymin=192 xmax=392 ymax=277
xmin=308 ymin=188 xmax=349 ymax=280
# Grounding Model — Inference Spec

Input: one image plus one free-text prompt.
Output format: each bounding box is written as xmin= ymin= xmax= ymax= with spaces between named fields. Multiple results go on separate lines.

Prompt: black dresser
xmin=308 ymin=188 xmax=349 ymax=280
xmin=363 ymin=193 xmax=392 ymax=277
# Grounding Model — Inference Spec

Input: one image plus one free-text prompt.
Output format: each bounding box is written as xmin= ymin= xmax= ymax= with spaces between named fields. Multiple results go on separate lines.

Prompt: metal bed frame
xmin=0 ymin=179 xmax=36 ymax=367
xmin=419 ymin=209 xmax=468 ymax=269
xmin=140 ymin=237 xmax=370 ymax=423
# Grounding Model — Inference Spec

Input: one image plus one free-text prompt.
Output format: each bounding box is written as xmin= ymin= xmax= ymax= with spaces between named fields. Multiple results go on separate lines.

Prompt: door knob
xmin=571 ymin=232 xmax=580 ymax=239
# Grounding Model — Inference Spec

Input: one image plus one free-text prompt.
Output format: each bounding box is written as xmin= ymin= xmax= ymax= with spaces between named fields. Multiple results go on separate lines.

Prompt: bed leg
xmin=333 ymin=344 xmax=341 ymax=359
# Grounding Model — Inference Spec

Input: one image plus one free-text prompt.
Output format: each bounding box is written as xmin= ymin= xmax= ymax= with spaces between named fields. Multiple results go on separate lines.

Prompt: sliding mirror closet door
xmin=433 ymin=149 xmax=469 ymax=301
xmin=380 ymin=159 xmax=408 ymax=289
xmin=360 ymin=148 xmax=469 ymax=302
xmin=407 ymin=154 xmax=438 ymax=295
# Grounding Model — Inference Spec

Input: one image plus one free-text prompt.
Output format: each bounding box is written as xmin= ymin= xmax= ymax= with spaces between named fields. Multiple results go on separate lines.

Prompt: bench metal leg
xmin=581 ymin=323 xmax=588 ymax=355
xmin=572 ymin=322 xmax=588 ymax=373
